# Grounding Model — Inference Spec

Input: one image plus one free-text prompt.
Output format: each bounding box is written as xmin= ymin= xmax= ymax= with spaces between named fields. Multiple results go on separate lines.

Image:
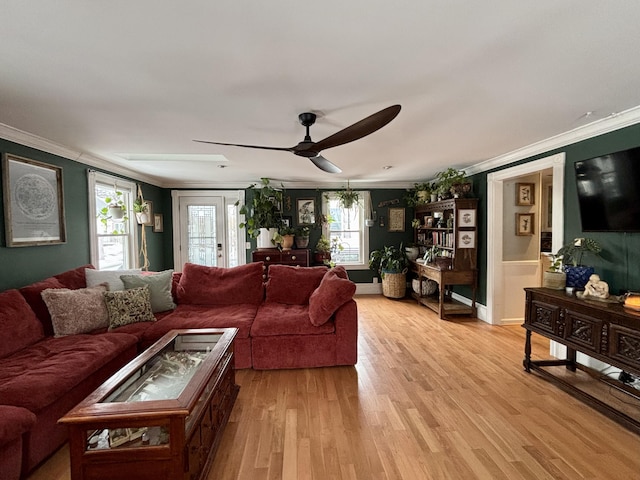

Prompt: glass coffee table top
xmin=103 ymin=332 xmax=223 ymax=404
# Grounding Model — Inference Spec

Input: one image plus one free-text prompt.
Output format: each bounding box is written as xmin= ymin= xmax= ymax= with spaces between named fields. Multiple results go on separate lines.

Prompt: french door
xmin=172 ymin=191 xmax=245 ymax=271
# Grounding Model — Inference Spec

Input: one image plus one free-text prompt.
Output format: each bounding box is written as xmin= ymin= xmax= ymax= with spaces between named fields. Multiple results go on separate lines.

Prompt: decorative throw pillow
xmin=41 ymin=284 xmax=110 ymax=337
xmin=266 ymin=265 xmax=328 ymax=305
xmin=85 ymin=268 xmax=142 ymax=291
xmin=308 ymin=269 xmax=356 ymax=326
xmin=104 ymin=285 xmax=155 ymax=330
xmin=120 ymin=270 xmax=176 ymax=313
xmin=0 ymin=289 xmax=45 ymax=359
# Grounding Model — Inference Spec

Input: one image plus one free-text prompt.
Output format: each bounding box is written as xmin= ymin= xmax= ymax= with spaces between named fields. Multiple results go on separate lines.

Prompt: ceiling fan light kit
xmin=194 ymin=104 xmax=401 ymax=173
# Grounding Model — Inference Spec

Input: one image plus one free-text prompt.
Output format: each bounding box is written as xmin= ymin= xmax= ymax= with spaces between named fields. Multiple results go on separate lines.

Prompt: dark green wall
xmin=4 ymin=122 xmax=640 ymax=298
xmin=246 ymin=188 xmax=413 ymax=283
xmin=0 ymin=140 xmax=170 ymax=291
xmin=473 ymin=123 xmax=640 ymax=304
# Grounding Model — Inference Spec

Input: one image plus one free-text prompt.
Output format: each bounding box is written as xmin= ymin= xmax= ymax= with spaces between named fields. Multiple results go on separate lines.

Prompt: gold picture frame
xmin=516 ymin=183 xmax=535 ymax=206
xmin=153 ymin=213 xmax=164 ymax=233
xmin=388 ymin=207 xmax=405 ymax=232
xmin=516 ymin=213 xmax=535 ymax=235
xmin=2 ymin=153 xmax=67 ymax=247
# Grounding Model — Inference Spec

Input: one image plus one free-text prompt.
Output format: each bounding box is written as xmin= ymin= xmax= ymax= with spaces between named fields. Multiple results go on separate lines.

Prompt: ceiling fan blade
xmin=311 ymin=104 xmax=401 ymax=152
xmin=310 ymin=155 xmax=342 ymax=174
xmin=193 ymin=139 xmax=292 ymax=152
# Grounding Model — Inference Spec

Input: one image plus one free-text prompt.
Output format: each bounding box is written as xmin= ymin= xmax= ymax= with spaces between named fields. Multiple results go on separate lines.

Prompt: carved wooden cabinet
xmin=523 ymin=288 xmax=640 ymax=433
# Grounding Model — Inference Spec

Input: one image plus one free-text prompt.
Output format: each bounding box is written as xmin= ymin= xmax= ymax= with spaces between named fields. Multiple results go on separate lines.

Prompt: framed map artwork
xmin=2 ymin=154 xmax=66 ymax=247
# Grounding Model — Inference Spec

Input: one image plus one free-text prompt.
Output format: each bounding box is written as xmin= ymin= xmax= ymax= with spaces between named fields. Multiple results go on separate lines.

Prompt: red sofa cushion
xmin=265 ymin=265 xmax=328 ymax=305
xmin=0 ymin=333 xmax=138 ymax=412
xmin=0 ymin=405 xmax=36 ymax=445
xmin=141 ymin=304 xmax=258 ymax=343
xmin=0 ymin=289 xmax=44 ymax=359
xmin=53 ymin=264 xmax=94 ymax=290
xmin=251 ymin=303 xmax=335 ymax=337
xmin=19 ymin=277 xmax=65 ymax=336
xmin=309 ymin=269 xmax=357 ymax=326
xmin=176 ymin=262 xmax=265 ymax=305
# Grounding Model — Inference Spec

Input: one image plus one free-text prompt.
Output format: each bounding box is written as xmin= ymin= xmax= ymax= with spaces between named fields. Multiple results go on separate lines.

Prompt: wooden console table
xmin=60 ymin=329 xmax=239 ymax=480
xmin=410 ymin=260 xmax=477 ymax=319
xmin=523 ymin=288 xmax=640 ymax=434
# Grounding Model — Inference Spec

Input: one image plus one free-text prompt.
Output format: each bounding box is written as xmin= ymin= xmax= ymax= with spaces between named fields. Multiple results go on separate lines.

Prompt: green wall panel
xmin=0 ymin=139 xmax=169 ymax=291
xmin=474 ymin=122 xmax=640 ymax=304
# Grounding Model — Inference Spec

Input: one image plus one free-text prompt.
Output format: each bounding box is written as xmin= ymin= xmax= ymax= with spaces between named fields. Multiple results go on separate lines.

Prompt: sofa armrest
xmin=333 ymin=299 xmax=358 ymax=365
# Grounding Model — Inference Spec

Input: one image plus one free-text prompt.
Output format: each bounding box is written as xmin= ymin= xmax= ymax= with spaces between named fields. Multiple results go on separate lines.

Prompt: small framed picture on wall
xmin=516 ymin=213 xmax=535 ymax=235
xmin=516 ymin=183 xmax=535 ymax=206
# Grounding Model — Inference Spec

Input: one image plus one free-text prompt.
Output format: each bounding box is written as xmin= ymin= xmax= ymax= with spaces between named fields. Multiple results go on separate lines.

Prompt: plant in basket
xmin=369 ymin=244 xmax=409 ymax=299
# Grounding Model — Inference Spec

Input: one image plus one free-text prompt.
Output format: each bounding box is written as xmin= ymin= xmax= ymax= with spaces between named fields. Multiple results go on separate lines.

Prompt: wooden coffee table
xmin=59 ymin=328 xmax=239 ymax=480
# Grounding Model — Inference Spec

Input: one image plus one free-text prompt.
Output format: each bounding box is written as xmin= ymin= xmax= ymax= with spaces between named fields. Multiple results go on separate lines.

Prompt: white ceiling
xmin=2 ymin=1 xmax=640 ymax=189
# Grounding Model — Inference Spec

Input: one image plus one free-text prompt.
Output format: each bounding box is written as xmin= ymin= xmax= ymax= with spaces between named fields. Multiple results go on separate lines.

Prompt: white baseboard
xmin=355 ymin=283 xmax=382 ymax=295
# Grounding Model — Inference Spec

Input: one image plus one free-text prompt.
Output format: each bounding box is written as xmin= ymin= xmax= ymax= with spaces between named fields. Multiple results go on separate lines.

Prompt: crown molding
xmin=466 ymin=105 xmax=640 ymax=176
xmin=3 ymin=104 xmax=640 ymax=189
xmin=0 ymin=123 xmax=164 ymax=187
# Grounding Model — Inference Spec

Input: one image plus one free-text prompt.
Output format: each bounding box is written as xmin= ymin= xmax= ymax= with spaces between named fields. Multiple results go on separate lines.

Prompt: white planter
xmin=109 ymin=206 xmax=124 ymax=219
xmin=135 ymin=212 xmax=149 ymax=224
xmin=256 ymin=228 xmax=277 ymax=249
xmin=405 ymin=247 xmax=420 ymax=261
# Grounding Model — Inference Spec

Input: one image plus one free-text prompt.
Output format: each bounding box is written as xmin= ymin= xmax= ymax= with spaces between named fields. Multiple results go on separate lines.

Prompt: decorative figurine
xmin=581 ymin=274 xmax=609 ymax=299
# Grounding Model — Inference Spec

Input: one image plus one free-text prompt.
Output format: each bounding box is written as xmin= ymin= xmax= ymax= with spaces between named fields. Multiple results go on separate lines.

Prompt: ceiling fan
xmin=194 ymin=104 xmax=401 ymax=173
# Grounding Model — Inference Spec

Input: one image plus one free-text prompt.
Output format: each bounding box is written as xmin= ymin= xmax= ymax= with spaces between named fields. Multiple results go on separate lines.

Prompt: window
xmin=88 ymin=171 xmax=138 ymax=270
xmin=322 ymin=191 xmax=370 ymax=269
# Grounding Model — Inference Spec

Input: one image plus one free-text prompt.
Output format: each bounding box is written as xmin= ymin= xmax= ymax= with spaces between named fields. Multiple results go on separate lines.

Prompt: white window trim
xmin=322 ymin=191 xmax=370 ymax=270
xmin=87 ymin=171 xmax=139 ymax=269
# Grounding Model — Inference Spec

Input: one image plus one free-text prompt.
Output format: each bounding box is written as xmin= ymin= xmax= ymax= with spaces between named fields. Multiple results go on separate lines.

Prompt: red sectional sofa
xmin=0 ymin=261 xmax=357 ymax=479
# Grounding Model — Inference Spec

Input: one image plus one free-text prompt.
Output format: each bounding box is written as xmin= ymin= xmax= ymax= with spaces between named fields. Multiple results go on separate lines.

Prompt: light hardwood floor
xmin=28 ymin=295 xmax=640 ymax=480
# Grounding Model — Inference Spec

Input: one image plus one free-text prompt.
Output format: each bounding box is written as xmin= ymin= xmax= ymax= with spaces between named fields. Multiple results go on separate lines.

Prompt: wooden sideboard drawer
xmin=252 ymin=249 xmax=310 ymax=268
xmin=609 ymin=324 xmax=640 ymax=372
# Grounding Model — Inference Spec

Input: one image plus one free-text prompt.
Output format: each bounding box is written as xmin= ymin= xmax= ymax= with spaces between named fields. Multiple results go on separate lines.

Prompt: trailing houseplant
xmin=97 ymin=186 xmax=128 ymax=234
xmin=435 ymin=168 xmax=466 ymax=199
xmin=238 ymin=178 xmax=283 ymax=247
xmin=335 ymin=181 xmax=360 ymax=209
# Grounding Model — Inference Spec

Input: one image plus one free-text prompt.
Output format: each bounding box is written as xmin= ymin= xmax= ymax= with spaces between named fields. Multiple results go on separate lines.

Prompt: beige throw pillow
xmin=41 ymin=284 xmax=110 ymax=337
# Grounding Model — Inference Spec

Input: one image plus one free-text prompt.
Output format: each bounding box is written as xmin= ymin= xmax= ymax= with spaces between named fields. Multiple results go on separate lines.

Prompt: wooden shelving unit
xmin=410 ymin=198 xmax=478 ymax=319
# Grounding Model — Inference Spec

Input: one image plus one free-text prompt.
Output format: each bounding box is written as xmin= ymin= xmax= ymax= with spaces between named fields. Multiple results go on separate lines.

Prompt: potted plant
xmin=97 ymin=187 xmax=128 ymax=234
xmin=335 ymin=180 xmax=359 ymax=209
xmin=405 ymin=182 xmax=433 ymax=207
xmin=238 ymin=178 xmax=283 ymax=249
xmin=435 ymin=168 xmax=466 ymax=200
xmin=557 ymin=237 xmax=602 ymax=289
xmin=295 ymin=226 xmax=310 ymax=248
xmin=369 ymin=244 xmax=409 ymax=298
xmin=133 ymin=197 xmax=149 ymax=224
xmin=275 ymin=226 xmax=296 ymax=250
xmin=542 ymin=254 xmax=566 ymax=289
xmin=314 ymin=235 xmax=331 ymax=264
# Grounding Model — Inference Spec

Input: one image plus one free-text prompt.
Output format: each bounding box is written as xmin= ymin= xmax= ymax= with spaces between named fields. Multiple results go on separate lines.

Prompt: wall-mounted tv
xmin=574 ymin=146 xmax=640 ymax=232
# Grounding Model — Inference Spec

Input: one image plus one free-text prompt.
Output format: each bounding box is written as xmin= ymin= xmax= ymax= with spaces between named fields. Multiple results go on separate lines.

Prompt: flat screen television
xmin=574 ymin=146 xmax=640 ymax=231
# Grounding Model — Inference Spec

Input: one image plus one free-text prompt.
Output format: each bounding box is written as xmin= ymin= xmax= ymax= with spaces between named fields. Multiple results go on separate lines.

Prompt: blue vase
xmin=564 ymin=266 xmax=594 ymax=289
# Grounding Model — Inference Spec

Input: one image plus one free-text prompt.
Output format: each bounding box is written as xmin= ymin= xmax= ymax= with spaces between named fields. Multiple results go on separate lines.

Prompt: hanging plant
xmin=335 ymin=180 xmax=360 ymax=209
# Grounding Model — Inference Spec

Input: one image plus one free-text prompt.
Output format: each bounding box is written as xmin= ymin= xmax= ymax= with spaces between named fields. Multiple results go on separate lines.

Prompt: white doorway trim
xmin=486 ymin=153 xmax=565 ymax=325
